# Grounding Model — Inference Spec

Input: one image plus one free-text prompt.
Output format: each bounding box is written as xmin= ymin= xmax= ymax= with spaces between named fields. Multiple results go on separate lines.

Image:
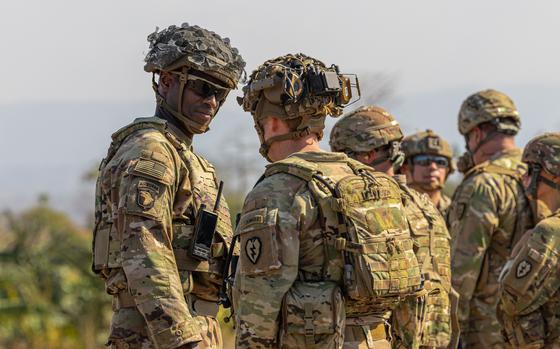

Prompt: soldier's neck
xmin=155 ymin=106 xmax=194 ymax=143
xmin=268 ymin=135 xmax=322 ymax=161
xmin=473 ymin=136 xmax=516 ymax=165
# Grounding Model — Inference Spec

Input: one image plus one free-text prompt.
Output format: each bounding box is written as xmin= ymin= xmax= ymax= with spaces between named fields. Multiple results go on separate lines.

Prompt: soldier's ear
xmin=158 ymin=72 xmax=174 ymax=96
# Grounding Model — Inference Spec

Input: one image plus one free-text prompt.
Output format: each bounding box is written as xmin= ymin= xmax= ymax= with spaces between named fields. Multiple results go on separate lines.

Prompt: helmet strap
xmin=151 ymin=70 xmax=213 ymax=134
xmin=258 ymin=127 xmax=312 ymax=162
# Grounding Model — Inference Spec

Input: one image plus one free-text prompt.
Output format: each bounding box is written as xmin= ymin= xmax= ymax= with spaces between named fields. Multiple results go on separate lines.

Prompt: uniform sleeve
xmin=449 ymin=180 xmax=499 ymax=329
xmin=233 ymin=174 xmax=311 ymax=349
xmin=499 ymin=223 xmax=560 ymax=317
xmin=112 ymin=140 xmax=202 ymax=348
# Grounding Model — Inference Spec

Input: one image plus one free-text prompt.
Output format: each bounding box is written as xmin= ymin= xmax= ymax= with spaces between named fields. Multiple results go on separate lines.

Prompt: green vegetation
xmin=0 ymin=200 xmax=111 ymax=349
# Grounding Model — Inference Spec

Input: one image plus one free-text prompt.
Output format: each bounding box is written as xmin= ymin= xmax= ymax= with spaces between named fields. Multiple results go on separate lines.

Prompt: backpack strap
xmin=265 ymin=157 xmax=347 ymax=282
xmin=264 ymin=157 xmax=319 ymax=182
xmin=464 ymin=162 xmax=523 ymax=181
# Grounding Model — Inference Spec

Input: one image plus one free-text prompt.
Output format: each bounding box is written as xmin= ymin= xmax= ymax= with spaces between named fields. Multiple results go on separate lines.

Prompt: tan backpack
xmin=265 ymin=155 xmax=422 ymax=303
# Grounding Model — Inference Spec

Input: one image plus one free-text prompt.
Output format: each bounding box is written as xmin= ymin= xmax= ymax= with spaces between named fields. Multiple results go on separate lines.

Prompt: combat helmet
xmin=522 ymin=132 xmax=560 ymax=221
xmin=402 ymin=129 xmax=455 ymax=173
xmin=523 ymin=132 xmax=560 ymax=178
xmin=329 ymin=105 xmax=405 ymax=168
xmin=238 ymin=53 xmax=359 ymax=161
xmin=145 ymin=23 xmax=245 ymax=134
xmin=458 ymin=89 xmax=521 ymax=136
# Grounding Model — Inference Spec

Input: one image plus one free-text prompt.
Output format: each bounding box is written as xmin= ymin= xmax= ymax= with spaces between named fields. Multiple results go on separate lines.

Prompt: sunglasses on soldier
xmin=185 ymin=75 xmax=230 ymax=102
xmin=412 ymin=155 xmax=449 ymax=168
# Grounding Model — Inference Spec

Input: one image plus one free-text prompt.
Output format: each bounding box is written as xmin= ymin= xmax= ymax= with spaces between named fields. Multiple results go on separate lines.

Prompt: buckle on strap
xmin=303 ymin=302 xmax=315 ymax=346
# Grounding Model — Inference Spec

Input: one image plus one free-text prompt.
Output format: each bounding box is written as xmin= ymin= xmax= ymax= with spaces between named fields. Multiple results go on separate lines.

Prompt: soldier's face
xmin=410 ymin=156 xmax=448 ymax=190
xmin=161 ymin=71 xmax=220 ymax=127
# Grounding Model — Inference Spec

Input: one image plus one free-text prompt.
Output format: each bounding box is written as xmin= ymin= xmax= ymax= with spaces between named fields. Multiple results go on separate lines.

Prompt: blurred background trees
xmin=0 ymin=197 xmax=111 ymax=349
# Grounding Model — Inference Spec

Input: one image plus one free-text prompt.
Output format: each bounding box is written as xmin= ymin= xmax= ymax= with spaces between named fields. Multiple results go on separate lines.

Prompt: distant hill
xmin=2 ymin=84 xmax=559 ymax=224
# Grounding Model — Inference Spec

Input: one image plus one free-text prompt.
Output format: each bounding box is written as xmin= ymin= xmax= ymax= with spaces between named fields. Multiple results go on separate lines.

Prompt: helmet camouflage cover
xmin=329 ymin=105 xmax=403 ymax=153
xmin=458 ymin=89 xmax=521 ymax=136
xmin=402 ymin=129 xmax=455 ymax=172
xmin=144 ymin=23 xmax=245 ymax=89
xmin=239 ymin=53 xmax=357 ymax=159
xmin=523 ymin=132 xmax=560 ymax=177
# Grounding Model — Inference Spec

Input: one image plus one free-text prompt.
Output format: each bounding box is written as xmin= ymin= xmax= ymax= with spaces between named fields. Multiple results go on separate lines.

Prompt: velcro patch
xmin=134 ymin=158 xmax=167 ymax=181
xmin=516 ymin=260 xmax=532 ymax=278
xmin=137 ymin=180 xmax=160 ymax=210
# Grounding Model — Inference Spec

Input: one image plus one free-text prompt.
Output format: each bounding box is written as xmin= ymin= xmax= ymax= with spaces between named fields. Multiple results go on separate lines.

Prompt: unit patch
xmin=245 ymin=237 xmax=262 ymax=264
xmin=516 ymin=260 xmax=532 ymax=278
xmin=137 ymin=180 xmax=160 ymax=210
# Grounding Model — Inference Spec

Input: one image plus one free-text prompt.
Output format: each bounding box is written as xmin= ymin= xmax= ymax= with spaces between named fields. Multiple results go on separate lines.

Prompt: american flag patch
xmin=134 ymin=159 xmax=166 ymax=181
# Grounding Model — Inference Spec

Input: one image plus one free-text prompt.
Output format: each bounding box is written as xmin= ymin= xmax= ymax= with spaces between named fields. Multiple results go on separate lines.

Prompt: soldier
xmin=497 ymin=132 xmax=560 ymax=348
xmin=91 ymin=23 xmax=245 ymax=349
xmin=234 ymin=54 xmax=422 ymax=349
xmin=400 ymin=130 xmax=455 ymax=217
xmin=447 ymin=89 xmax=531 ymax=348
xmin=330 ymin=105 xmax=453 ymax=349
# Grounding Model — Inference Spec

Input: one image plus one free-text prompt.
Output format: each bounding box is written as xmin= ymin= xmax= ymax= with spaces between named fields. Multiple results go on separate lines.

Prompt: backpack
xmin=265 ymin=155 xmax=422 ymax=304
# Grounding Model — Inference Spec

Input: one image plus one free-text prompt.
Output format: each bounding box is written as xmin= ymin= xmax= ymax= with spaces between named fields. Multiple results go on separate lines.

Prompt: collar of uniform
xmin=165 ymin=120 xmax=193 ymax=149
xmin=489 ymin=147 xmax=522 ymax=161
xmin=287 ymin=150 xmax=349 ymax=162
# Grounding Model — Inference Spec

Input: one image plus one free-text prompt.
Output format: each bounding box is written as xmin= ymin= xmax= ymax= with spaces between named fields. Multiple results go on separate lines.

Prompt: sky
xmin=1 ymin=0 xmax=560 ymax=222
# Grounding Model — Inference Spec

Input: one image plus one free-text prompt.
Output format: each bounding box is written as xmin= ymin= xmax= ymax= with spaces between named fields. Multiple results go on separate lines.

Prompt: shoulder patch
xmin=516 ymin=260 xmax=532 ymax=278
xmin=245 ymin=237 xmax=262 ymax=264
xmin=133 ymin=158 xmax=167 ymax=181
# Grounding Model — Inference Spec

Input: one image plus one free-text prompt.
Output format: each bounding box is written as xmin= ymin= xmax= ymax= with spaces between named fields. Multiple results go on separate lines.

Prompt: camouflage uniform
xmin=437 ymin=195 xmax=452 ymax=219
xmin=447 ymin=90 xmax=531 ymax=348
xmin=330 ymin=106 xmax=453 ymax=349
xmin=498 ymin=132 xmax=560 ymax=348
xmin=401 ymin=130 xmax=455 ymax=218
xmin=92 ymin=24 xmax=245 ymax=349
xmin=234 ymin=55 xmax=421 ymax=349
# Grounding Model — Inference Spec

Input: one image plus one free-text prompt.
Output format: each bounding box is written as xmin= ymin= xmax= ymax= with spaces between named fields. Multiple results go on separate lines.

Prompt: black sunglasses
xmin=412 ymin=155 xmax=449 ymax=168
xmin=185 ymin=75 xmax=230 ymax=102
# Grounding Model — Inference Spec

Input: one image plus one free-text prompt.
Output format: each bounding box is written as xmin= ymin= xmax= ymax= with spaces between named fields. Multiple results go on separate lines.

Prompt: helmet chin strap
xmin=370 ymin=142 xmax=404 ymax=170
xmin=258 ymin=127 xmax=312 ymax=162
xmin=152 ymin=70 xmax=218 ymax=135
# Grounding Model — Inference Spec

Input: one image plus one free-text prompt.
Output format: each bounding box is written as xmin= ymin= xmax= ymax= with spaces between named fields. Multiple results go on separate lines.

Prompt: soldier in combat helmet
xmin=330 ymin=105 xmax=454 ymax=349
xmin=447 ymin=89 xmax=532 ymax=348
xmin=400 ymin=130 xmax=455 ymax=217
xmin=233 ymin=54 xmax=422 ymax=349
xmin=497 ymin=132 xmax=560 ymax=348
xmin=91 ymin=23 xmax=245 ymax=348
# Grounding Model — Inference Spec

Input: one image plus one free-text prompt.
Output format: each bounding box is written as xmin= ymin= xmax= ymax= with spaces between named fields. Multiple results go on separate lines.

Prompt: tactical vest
xmin=92 ymin=117 xmax=233 ymax=299
xmin=264 ymin=155 xmax=422 ymax=316
xmin=499 ymin=210 xmax=560 ymax=348
xmin=451 ymin=161 xmax=529 ymax=260
xmin=396 ymin=179 xmax=452 ymax=347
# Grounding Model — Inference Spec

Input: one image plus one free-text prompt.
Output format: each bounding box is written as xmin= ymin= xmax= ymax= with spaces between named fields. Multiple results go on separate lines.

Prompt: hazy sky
xmin=2 ymin=0 xmax=560 ymax=104
xmin=1 ymin=0 xmax=560 ymax=220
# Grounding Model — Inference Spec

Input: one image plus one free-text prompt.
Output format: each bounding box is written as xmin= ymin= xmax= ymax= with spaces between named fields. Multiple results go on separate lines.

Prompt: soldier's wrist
xmin=151 ymin=319 xmax=202 ymax=349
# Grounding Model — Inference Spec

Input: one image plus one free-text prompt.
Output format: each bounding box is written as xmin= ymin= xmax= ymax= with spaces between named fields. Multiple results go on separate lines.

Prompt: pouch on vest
xmin=310 ymin=171 xmax=423 ymax=302
xmin=280 ymin=281 xmax=345 ymax=349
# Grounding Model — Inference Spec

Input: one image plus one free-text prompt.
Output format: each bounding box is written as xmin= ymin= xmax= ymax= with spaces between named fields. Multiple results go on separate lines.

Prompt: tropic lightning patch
xmin=245 ymin=237 xmax=262 ymax=264
xmin=516 ymin=260 xmax=532 ymax=278
xmin=137 ymin=180 xmax=160 ymax=210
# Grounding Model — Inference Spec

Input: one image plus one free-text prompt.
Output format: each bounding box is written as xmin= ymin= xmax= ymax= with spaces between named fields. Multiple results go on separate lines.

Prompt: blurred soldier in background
xmin=234 ymin=55 xmax=421 ymax=349
xmin=498 ymin=132 xmax=560 ymax=348
xmin=401 ymin=130 xmax=455 ymax=217
xmin=330 ymin=105 xmax=454 ymax=349
xmin=92 ymin=23 xmax=245 ymax=349
xmin=447 ymin=89 xmax=532 ymax=348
